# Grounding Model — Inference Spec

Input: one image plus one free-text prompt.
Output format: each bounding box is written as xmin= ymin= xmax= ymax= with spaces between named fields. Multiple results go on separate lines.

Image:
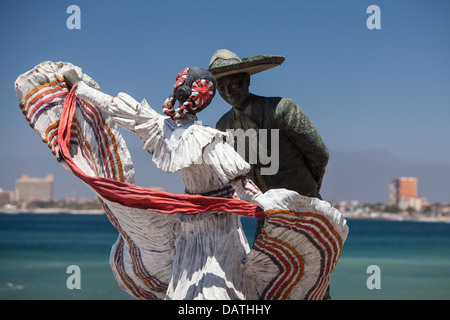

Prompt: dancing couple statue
xmin=14 ymin=51 xmax=347 ymax=300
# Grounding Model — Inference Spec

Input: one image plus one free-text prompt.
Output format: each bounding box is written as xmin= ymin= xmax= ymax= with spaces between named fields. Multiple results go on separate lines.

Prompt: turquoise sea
xmin=0 ymin=213 xmax=449 ymax=300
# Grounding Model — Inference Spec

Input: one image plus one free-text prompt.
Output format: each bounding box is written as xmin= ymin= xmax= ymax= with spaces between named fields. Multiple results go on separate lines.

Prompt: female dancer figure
xmin=15 ymin=62 xmax=348 ymax=300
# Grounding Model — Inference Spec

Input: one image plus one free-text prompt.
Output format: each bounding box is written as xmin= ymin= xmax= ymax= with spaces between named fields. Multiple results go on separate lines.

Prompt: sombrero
xmin=208 ymin=49 xmax=285 ymax=79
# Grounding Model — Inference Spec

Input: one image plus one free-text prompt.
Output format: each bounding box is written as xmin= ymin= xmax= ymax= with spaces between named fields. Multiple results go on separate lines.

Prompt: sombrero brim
xmin=208 ymin=55 xmax=285 ymax=79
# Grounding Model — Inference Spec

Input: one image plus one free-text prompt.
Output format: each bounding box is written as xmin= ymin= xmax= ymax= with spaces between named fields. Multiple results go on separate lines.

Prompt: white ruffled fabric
xmin=15 ymin=61 xmax=349 ymax=300
xmin=76 ymin=82 xmax=250 ymax=194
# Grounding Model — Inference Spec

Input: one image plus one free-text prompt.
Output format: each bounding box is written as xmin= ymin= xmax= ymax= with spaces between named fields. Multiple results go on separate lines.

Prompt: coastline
xmin=0 ymin=207 xmax=448 ymax=223
xmin=0 ymin=208 xmax=105 ymax=215
xmin=341 ymin=210 xmax=450 ymax=223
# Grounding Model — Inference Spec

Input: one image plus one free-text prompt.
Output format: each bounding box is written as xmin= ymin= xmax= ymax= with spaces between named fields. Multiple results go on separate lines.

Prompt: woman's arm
xmin=64 ymin=69 xmax=139 ymax=132
xmin=229 ymin=176 xmax=262 ymax=202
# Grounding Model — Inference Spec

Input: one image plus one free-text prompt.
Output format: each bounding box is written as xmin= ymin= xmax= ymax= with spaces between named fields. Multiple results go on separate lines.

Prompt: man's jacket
xmin=216 ymin=94 xmax=329 ymax=198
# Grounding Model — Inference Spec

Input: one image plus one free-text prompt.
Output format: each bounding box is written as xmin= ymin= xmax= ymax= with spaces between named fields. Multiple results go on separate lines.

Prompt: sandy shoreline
xmin=0 ymin=208 xmax=105 ymax=215
xmin=1 ymin=208 xmax=448 ymax=223
xmin=341 ymin=211 xmax=450 ymax=223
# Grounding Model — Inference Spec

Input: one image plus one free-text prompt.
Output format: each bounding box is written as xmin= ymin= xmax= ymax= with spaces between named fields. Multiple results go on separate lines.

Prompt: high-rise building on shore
xmin=0 ymin=189 xmax=14 ymax=206
xmin=388 ymin=177 xmax=426 ymax=211
xmin=15 ymin=174 xmax=54 ymax=202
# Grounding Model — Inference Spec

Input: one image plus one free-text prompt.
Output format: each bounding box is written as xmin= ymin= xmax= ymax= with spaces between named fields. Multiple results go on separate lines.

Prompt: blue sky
xmin=1 ymin=0 xmax=449 ymax=201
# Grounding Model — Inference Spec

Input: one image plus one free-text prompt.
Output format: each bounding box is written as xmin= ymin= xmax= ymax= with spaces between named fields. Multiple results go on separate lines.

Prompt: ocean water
xmin=0 ymin=213 xmax=449 ymax=300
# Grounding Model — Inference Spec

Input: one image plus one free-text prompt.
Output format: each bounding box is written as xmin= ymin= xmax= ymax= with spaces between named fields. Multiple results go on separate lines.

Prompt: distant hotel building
xmin=0 ymin=189 xmax=14 ymax=207
xmin=15 ymin=174 xmax=54 ymax=202
xmin=388 ymin=177 xmax=426 ymax=211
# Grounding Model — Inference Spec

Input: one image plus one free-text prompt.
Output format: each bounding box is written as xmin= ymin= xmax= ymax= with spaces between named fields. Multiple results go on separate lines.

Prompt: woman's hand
xmin=63 ymin=69 xmax=81 ymax=91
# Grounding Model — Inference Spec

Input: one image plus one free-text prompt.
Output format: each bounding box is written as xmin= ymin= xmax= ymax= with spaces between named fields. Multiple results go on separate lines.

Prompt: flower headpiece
xmin=163 ymin=67 xmax=216 ymax=120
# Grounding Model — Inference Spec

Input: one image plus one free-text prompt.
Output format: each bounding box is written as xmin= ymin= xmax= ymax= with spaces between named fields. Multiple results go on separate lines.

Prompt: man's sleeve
xmin=275 ymin=98 xmax=329 ymax=190
xmin=215 ymin=113 xmax=228 ymax=132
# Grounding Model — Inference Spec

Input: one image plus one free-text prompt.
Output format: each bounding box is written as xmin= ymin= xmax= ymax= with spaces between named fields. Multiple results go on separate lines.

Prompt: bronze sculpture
xmin=15 ymin=61 xmax=346 ymax=300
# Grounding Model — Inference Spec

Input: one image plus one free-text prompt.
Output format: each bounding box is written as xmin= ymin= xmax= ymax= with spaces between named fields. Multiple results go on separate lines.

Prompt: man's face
xmin=217 ymin=73 xmax=250 ymax=110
